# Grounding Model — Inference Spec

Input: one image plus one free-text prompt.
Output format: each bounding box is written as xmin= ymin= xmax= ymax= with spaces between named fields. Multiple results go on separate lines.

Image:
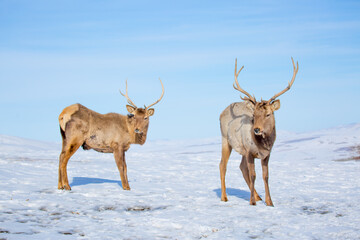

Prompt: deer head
xmin=233 ymin=58 xmax=299 ymax=138
xmin=120 ymin=78 xmax=164 ymax=144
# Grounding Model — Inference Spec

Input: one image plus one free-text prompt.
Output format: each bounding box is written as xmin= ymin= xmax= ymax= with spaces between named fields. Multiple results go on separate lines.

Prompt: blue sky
xmin=0 ymin=0 xmax=359 ymax=142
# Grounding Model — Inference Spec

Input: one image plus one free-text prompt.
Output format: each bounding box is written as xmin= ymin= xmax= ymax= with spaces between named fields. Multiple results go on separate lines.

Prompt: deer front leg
xmin=114 ymin=148 xmax=130 ymax=190
xmin=121 ymin=150 xmax=130 ymax=190
xmin=246 ymin=154 xmax=256 ymax=205
xmin=240 ymin=156 xmax=262 ymax=202
xmin=261 ymin=155 xmax=274 ymax=206
xmin=219 ymin=139 xmax=232 ymax=202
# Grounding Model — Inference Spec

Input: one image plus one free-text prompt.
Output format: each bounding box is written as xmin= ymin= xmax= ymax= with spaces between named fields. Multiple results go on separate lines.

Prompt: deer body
xmin=219 ymin=58 xmax=298 ymax=206
xmin=220 ymin=101 xmax=273 ymax=160
xmin=60 ymin=104 xmax=139 ymax=153
xmin=58 ymin=79 xmax=164 ymax=191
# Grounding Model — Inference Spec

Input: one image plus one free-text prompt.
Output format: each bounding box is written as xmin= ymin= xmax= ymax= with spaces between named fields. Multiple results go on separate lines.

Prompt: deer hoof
xmin=250 ymin=200 xmax=256 ymax=206
xmin=221 ymin=196 xmax=228 ymax=202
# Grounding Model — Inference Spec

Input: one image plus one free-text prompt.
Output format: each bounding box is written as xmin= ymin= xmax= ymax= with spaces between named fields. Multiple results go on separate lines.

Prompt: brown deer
xmin=58 ymin=78 xmax=164 ymax=191
xmin=219 ymin=58 xmax=299 ymax=206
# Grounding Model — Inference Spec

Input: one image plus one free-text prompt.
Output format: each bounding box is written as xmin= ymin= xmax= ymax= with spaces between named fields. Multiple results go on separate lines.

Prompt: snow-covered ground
xmin=1 ymin=124 xmax=360 ymax=239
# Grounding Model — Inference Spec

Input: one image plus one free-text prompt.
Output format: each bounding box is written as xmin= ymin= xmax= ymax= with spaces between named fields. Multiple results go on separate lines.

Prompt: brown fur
xmin=219 ymin=58 xmax=298 ymax=206
xmin=219 ymin=100 xmax=278 ymax=206
xmin=58 ymin=103 xmax=155 ymax=191
xmin=59 ymin=104 xmax=79 ymax=130
xmin=58 ymin=79 xmax=164 ymax=191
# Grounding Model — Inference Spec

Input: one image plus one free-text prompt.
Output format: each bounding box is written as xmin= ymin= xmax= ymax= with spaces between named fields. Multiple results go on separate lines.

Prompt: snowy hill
xmin=0 ymin=124 xmax=360 ymax=239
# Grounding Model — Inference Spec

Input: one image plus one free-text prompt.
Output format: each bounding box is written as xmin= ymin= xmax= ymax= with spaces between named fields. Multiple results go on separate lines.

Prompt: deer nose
xmin=254 ymin=128 xmax=261 ymax=135
xmin=135 ymin=129 xmax=144 ymax=135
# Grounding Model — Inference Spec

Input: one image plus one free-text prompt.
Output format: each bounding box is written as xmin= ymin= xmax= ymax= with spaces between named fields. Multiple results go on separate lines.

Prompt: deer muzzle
xmin=135 ymin=129 xmax=144 ymax=136
xmin=254 ymin=128 xmax=265 ymax=138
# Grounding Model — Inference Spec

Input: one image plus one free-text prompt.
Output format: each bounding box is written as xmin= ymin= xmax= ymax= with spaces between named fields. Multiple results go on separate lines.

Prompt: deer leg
xmin=240 ymin=157 xmax=262 ymax=201
xmin=121 ymin=150 xmax=130 ymax=189
xmin=58 ymin=163 xmax=63 ymax=189
xmin=261 ymin=156 xmax=274 ymax=206
xmin=246 ymin=154 xmax=256 ymax=205
xmin=58 ymin=132 xmax=67 ymax=189
xmin=58 ymin=146 xmax=64 ymax=189
xmin=58 ymin=141 xmax=81 ymax=190
xmin=219 ymin=138 xmax=232 ymax=202
xmin=114 ymin=148 xmax=130 ymax=190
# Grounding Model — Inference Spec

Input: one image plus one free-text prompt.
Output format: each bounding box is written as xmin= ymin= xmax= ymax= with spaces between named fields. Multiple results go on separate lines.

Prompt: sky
xmin=0 ymin=0 xmax=359 ymax=142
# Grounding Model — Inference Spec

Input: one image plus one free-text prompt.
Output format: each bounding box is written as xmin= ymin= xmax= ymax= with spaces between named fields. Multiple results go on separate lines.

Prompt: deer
xmin=58 ymin=78 xmax=164 ymax=191
xmin=219 ymin=58 xmax=299 ymax=206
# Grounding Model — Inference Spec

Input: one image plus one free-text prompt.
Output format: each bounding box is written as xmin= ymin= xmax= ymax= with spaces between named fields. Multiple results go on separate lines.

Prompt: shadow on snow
xmin=70 ymin=177 xmax=122 ymax=188
xmin=213 ymin=188 xmax=250 ymax=201
xmin=70 ymin=177 xmax=250 ymax=201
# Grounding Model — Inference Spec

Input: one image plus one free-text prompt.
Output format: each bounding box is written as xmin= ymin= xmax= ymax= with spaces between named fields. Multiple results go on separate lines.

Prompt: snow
xmin=1 ymin=124 xmax=360 ymax=239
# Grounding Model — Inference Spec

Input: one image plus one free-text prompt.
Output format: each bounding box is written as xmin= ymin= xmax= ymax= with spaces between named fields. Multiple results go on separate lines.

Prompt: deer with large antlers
xmin=58 ymin=79 xmax=164 ymax=191
xmin=219 ymin=58 xmax=299 ymax=206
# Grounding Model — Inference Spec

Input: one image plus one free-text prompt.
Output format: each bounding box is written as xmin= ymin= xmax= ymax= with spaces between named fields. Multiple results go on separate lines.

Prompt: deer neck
xmin=253 ymin=127 xmax=276 ymax=154
xmin=134 ymin=132 xmax=147 ymax=145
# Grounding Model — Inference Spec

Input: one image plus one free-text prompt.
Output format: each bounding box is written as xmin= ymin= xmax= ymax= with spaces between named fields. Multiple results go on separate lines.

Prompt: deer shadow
xmin=213 ymin=188 xmax=250 ymax=201
xmin=70 ymin=177 xmax=122 ymax=188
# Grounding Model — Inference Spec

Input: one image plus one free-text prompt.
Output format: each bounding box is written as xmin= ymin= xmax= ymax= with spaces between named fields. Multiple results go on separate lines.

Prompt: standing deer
xmin=219 ymin=58 xmax=299 ymax=206
xmin=58 ymin=78 xmax=164 ymax=191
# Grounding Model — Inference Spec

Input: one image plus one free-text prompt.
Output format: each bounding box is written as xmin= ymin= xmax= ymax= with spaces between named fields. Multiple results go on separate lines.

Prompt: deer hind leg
xmin=114 ymin=148 xmax=130 ymax=190
xmin=261 ymin=156 xmax=274 ymax=206
xmin=58 ymin=138 xmax=81 ymax=190
xmin=240 ymin=156 xmax=262 ymax=202
xmin=219 ymin=138 xmax=232 ymax=202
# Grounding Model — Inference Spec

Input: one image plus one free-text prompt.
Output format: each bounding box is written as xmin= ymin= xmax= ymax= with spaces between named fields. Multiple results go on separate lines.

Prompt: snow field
xmin=0 ymin=124 xmax=360 ymax=239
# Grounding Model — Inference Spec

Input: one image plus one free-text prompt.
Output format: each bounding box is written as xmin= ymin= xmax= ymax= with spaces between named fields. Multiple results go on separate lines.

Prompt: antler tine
xmin=233 ymin=58 xmax=256 ymax=103
xmin=119 ymin=79 xmax=138 ymax=108
xmin=145 ymin=78 xmax=165 ymax=110
xmin=268 ymin=57 xmax=299 ymax=103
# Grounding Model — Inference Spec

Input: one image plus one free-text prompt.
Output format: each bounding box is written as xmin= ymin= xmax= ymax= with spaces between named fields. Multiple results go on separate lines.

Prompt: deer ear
xmin=271 ymin=100 xmax=280 ymax=111
xmin=126 ymin=105 xmax=136 ymax=114
xmin=146 ymin=108 xmax=155 ymax=117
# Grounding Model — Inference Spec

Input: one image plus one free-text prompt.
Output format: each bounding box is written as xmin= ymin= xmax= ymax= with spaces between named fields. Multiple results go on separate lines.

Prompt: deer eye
xmin=144 ymin=117 xmax=148 ymax=120
xmin=266 ymin=114 xmax=271 ymax=117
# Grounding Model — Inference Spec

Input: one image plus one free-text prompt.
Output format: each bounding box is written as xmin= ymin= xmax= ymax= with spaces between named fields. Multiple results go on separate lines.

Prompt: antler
xmin=120 ymin=79 xmax=138 ymax=108
xmin=233 ymin=58 xmax=256 ymax=103
xmin=268 ymin=57 xmax=299 ymax=103
xmin=145 ymin=78 xmax=165 ymax=110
